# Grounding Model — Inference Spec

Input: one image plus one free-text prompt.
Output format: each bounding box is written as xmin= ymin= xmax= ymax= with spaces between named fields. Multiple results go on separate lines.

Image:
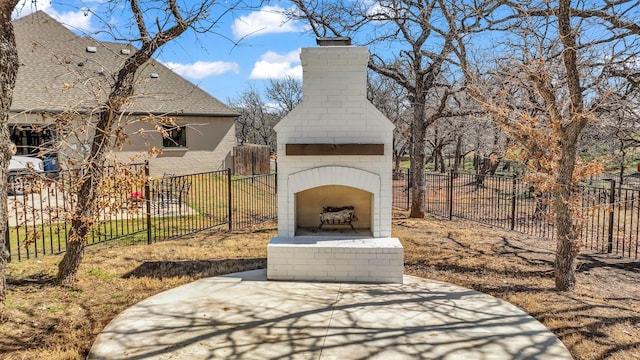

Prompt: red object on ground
xmin=131 ymin=191 xmax=143 ymax=199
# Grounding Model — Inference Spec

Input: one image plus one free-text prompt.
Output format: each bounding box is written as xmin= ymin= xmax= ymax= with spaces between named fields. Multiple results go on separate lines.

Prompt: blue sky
xmin=13 ymin=0 xmax=319 ymax=104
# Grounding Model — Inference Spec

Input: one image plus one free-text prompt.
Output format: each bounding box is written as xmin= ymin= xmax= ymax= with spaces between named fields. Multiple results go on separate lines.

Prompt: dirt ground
xmin=2 ymin=214 xmax=640 ymax=360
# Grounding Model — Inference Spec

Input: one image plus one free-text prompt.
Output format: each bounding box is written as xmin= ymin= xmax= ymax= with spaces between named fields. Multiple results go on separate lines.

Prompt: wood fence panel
xmin=233 ymin=144 xmax=270 ymax=175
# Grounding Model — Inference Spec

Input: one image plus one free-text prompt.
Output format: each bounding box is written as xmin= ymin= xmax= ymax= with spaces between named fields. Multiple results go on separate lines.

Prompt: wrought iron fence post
xmin=5 ymin=221 xmax=10 ymax=263
xmin=228 ymin=168 xmax=233 ymax=231
xmin=448 ymin=169 xmax=454 ymax=220
xmin=608 ymin=179 xmax=615 ymax=253
xmin=144 ymin=161 xmax=152 ymax=245
xmin=406 ymin=168 xmax=410 ymax=210
xmin=511 ymin=175 xmax=517 ymax=230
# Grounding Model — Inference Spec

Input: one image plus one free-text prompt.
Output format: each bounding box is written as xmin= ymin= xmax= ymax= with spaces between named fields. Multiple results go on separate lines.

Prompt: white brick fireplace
xmin=267 ymin=38 xmax=403 ymax=283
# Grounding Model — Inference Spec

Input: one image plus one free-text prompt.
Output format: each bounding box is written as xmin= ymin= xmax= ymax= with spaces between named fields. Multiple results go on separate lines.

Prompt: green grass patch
xmin=8 ymin=173 xmax=277 ymax=261
xmin=87 ymin=268 xmax=117 ymax=280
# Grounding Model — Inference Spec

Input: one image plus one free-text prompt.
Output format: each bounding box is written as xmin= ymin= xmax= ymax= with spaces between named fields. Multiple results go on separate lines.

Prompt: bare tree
xmin=0 ymin=0 xmax=19 ymax=306
xmin=290 ymin=0 xmax=463 ymax=218
xmin=230 ymin=77 xmax=302 ymax=152
xmin=55 ymin=0 xmax=253 ymax=284
xmin=425 ymin=91 xmax=480 ymax=174
xmin=266 ymin=76 xmax=302 ymax=115
xmin=229 ymin=86 xmax=279 ymax=151
xmin=607 ymin=109 xmax=640 ymax=187
xmin=435 ymin=92 xmax=489 ymax=175
xmin=367 ymin=73 xmax=410 ymax=177
xmin=584 ymin=74 xmax=640 ymax=186
xmin=444 ymin=0 xmax=640 ymax=291
xmin=427 ymin=119 xmax=453 ymax=173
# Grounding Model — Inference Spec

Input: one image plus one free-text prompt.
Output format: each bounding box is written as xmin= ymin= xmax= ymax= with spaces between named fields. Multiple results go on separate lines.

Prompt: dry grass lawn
xmin=1 ymin=214 xmax=639 ymax=360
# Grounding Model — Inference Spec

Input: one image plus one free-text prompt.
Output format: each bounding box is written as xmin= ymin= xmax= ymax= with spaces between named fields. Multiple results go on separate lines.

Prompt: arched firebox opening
xmin=295 ymin=185 xmax=372 ymax=236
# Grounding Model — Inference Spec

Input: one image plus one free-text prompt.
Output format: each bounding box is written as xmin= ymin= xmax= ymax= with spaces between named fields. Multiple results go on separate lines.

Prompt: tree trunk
xmin=452 ymin=135 xmax=462 ymax=174
xmin=475 ymin=157 xmax=491 ymax=186
xmin=409 ymin=102 xmax=427 ymax=218
xmin=554 ymin=140 xmax=580 ymax=291
xmin=618 ymin=145 xmax=626 ymax=187
xmin=473 ymin=152 xmax=480 ymax=173
xmin=56 ymin=238 xmax=85 ymax=284
xmin=554 ymin=0 xmax=588 ymax=292
xmin=0 ymin=0 xmax=20 ymax=306
xmin=489 ymin=158 xmax=500 ymax=175
xmin=56 ymin=107 xmax=115 ymax=284
xmin=438 ymin=149 xmax=446 ymax=173
xmin=393 ymin=152 xmax=402 ymax=179
xmin=56 ymin=160 xmax=103 ymax=284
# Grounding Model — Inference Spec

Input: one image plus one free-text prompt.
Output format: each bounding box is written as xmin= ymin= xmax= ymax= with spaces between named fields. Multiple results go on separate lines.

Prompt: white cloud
xmin=366 ymin=1 xmax=397 ymax=19
xmin=13 ymin=0 xmax=93 ymax=32
xmin=55 ymin=10 xmax=93 ymax=32
xmin=249 ymin=49 xmax=302 ymax=80
xmin=164 ymin=61 xmax=240 ymax=79
xmin=232 ymin=5 xmax=302 ymax=39
xmin=12 ymin=0 xmax=47 ymax=18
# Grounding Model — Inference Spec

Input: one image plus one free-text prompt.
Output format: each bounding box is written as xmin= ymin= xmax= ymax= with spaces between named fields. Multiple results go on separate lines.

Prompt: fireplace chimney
xmin=316 ymin=37 xmax=352 ymax=46
xmin=268 ymin=40 xmax=403 ymax=283
xmin=274 ymin=41 xmax=395 ymax=237
xmin=299 ymin=40 xmax=369 ymax=113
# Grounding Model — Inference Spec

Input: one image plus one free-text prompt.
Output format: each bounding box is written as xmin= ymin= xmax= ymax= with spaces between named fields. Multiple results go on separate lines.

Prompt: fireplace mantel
xmin=286 ymin=143 xmax=384 ymax=156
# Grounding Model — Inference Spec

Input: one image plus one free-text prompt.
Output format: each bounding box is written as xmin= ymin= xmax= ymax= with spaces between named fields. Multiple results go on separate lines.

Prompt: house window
xmin=163 ymin=125 xmax=187 ymax=148
xmin=10 ymin=125 xmax=56 ymax=155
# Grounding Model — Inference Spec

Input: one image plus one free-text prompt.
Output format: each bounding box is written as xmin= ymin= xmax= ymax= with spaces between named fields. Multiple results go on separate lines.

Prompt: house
xmin=10 ymin=11 xmax=238 ymax=176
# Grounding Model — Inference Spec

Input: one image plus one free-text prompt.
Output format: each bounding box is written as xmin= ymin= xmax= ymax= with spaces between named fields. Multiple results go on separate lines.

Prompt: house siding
xmin=116 ymin=116 xmax=236 ymax=176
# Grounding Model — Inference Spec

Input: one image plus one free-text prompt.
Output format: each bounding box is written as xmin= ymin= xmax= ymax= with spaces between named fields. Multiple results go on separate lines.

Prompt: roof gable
xmin=11 ymin=11 xmax=237 ymax=117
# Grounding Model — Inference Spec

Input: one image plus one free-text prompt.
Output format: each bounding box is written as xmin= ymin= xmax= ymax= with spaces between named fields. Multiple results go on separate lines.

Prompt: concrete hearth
xmin=267 ymin=38 xmax=403 ymax=284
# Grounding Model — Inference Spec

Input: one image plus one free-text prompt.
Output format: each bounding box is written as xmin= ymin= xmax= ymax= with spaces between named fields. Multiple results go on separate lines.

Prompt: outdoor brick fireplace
xmin=267 ymin=38 xmax=403 ymax=283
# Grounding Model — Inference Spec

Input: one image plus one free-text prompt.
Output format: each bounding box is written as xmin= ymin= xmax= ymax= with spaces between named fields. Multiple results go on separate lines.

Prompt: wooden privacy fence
xmin=233 ymin=144 xmax=271 ymax=176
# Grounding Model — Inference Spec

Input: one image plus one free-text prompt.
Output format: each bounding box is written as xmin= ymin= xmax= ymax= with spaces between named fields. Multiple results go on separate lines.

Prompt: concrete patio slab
xmin=88 ymin=270 xmax=573 ymax=360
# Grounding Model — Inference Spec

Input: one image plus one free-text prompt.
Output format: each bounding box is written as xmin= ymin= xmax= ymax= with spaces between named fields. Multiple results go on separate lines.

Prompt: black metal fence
xmin=9 ymin=165 xmax=640 ymax=262
xmin=392 ymin=170 xmax=411 ymax=211
xmin=394 ymin=169 xmax=639 ymax=259
xmin=6 ymin=166 xmax=277 ymax=262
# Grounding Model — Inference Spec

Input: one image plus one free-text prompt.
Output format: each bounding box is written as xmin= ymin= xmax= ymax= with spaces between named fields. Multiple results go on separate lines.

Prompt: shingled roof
xmin=11 ymin=11 xmax=237 ymax=117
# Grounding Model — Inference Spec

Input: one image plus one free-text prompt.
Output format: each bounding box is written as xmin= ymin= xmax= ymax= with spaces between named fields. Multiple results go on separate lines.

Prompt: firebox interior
xmin=295 ymin=185 xmax=372 ymax=235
